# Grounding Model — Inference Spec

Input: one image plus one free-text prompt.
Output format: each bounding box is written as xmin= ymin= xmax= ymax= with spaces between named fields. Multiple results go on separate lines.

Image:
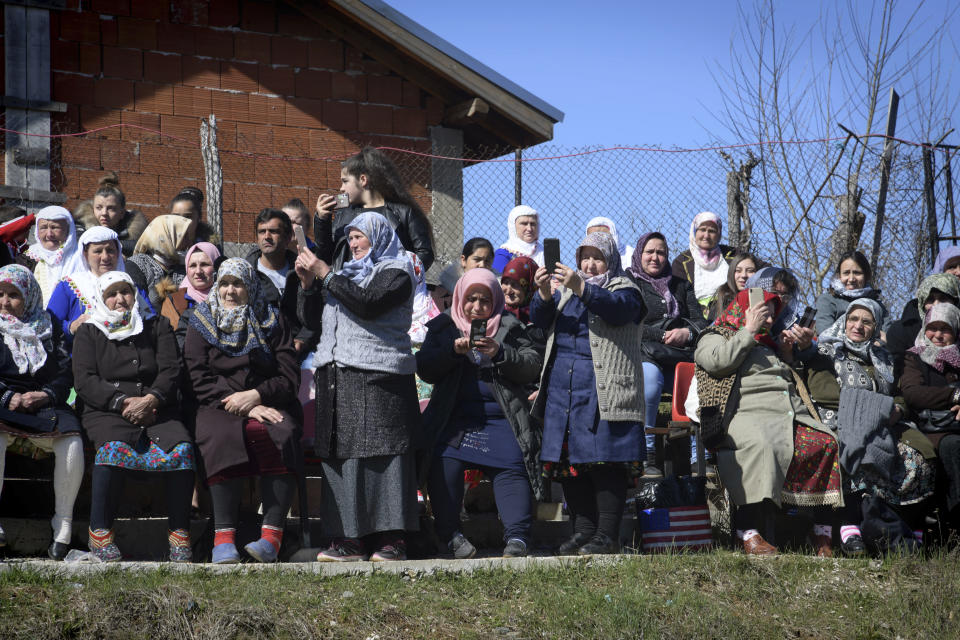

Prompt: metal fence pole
xmin=514 ymin=148 xmax=522 ymax=206
xmin=922 ymin=145 xmax=938 ymax=268
xmin=944 ymin=151 xmax=957 ymax=246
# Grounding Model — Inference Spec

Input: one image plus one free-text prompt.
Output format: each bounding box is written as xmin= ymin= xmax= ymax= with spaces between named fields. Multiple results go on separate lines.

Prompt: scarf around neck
xmin=819 ymin=297 xmax=894 ymax=389
xmin=629 ymin=232 xmax=678 ymax=319
xmin=576 ymin=231 xmax=622 ymax=290
xmin=338 ymin=212 xmax=406 ymax=284
xmin=179 ymin=242 xmax=221 ymax=303
xmin=0 ymin=264 xmax=53 ymax=374
xmin=916 ymin=272 xmax=960 ymax=317
xmin=908 ymin=302 xmax=960 ymax=373
xmin=687 ymin=212 xmax=723 ymax=270
xmin=85 ymin=271 xmax=144 ymax=342
xmin=501 ymin=255 xmax=537 ymax=322
xmin=25 ymin=206 xmax=78 ymax=283
xmin=500 ymin=205 xmax=543 ymax=265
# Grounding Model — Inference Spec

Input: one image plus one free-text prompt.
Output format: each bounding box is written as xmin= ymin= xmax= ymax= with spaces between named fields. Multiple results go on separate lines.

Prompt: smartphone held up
xmin=469 ymin=318 xmax=488 ymax=348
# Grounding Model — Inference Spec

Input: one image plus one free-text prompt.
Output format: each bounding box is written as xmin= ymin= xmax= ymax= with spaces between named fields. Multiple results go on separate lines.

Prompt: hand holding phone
xmin=748 ymin=287 xmax=765 ymax=309
xmin=798 ymin=306 xmax=816 ymax=329
xmin=293 ymin=224 xmax=307 ymax=251
xmin=543 ymin=238 xmax=561 ymax=275
xmin=469 ymin=318 xmax=487 ymax=348
xmin=335 ymin=193 xmax=350 ymax=209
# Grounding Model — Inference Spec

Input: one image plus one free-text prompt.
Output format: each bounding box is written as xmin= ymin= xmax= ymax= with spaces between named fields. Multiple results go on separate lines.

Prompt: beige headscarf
xmin=133 ymin=215 xmax=193 ymax=267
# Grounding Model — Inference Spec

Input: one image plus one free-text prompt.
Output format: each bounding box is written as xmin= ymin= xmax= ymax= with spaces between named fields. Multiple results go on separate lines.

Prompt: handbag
xmin=916 ymin=408 xmax=960 ymax=435
xmin=639 ymin=341 xmax=693 ymax=372
xmin=635 ymin=475 xmax=712 ymax=552
xmin=0 ymin=405 xmax=58 ymax=433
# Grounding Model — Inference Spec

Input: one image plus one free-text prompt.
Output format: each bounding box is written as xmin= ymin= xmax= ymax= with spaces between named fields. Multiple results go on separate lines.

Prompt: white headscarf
xmin=25 ymin=206 xmax=78 ymax=283
xmin=61 ymin=226 xmax=126 ymax=313
xmin=688 ymin=211 xmax=729 ymax=299
xmin=586 ymin=216 xmax=634 ymax=265
xmin=84 ymin=271 xmax=143 ymax=341
xmin=0 ymin=264 xmax=53 ymax=374
xmin=500 ymin=205 xmax=544 ymax=266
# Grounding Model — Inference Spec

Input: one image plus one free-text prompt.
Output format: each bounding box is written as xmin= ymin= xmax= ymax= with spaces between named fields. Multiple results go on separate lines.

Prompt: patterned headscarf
xmin=629 ymin=232 xmax=678 ymax=319
xmin=85 ymin=271 xmax=144 ymax=342
xmin=501 ymin=255 xmax=538 ymax=316
xmin=687 ymin=212 xmax=723 ymax=269
xmin=408 ymin=251 xmax=439 ymax=345
xmin=714 ymin=288 xmax=783 ymax=350
xmin=25 ymin=206 xmax=78 ymax=282
xmin=908 ymin=302 xmax=960 ymax=373
xmin=189 ymin=258 xmax=279 ymax=357
xmin=0 ymin=265 xmax=53 ymax=374
xmin=338 ymin=212 xmax=406 ymax=284
xmin=915 ymin=272 xmax=960 ymax=317
xmin=499 ymin=205 xmax=543 ymax=265
xmin=133 ymin=215 xmax=193 ymax=267
xmin=576 ymin=231 xmax=622 ymax=290
xmin=61 ymin=226 xmax=126 ymax=314
xmin=819 ymin=297 xmax=893 ymax=388
xmin=179 ymin=242 xmax=221 ymax=303
xmin=933 ymin=246 xmax=960 ymax=274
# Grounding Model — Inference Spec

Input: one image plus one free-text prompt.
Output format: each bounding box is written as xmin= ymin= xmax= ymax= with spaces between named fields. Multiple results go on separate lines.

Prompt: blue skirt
xmin=95 ymin=441 xmax=195 ymax=471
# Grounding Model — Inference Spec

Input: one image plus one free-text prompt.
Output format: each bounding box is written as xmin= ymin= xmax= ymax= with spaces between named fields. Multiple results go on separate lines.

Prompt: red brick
xmin=271 ymin=36 xmax=307 ymax=67
xmin=361 ymin=59 xmax=389 ymax=76
xmin=58 ymin=168 xmax=83 ymax=199
xmin=61 ymin=137 xmax=101 ymax=170
xmin=330 ymin=72 xmax=363 ymax=101
xmin=221 ymin=153 xmax=256 ymax=183
xmin=425 ymin=96 xmax=443 ymax=125
xmin=54 ymin=105 xmax=81 ymax=136
xmin=182 ymin=57 xmax=220 ymax=88
xmin=235 ymin=123 xmax=273 ymax=153
xmin=358 ymin=104 xmax=392 ymax=135
xmin=59 ymin=11 xmax=100 ymax=43
xmin=102 ymin=46 xmax=142 ymax=80
xmin=309 ymin=128 xmax=352 ymax=159
xmin=209 ymin=0 xmax=240 ymax=28
xmin=173 ymin=86 xmax=212 ymax=118
xmin=321 ymin=100 xmax=357 ymax=132
xmin=219 ymin=181 xmax=237 ymax=212
xmin=236 ymin=183 xmax=273 ymax=213
xmin=208 ymin=119 xmax=237 ymax=151
xmin=100 ymin=140 xmax=140 ymax=173
xmin=294 ymin=69 xmax=330 ymax=99
xmin=144 ymin=52 xmax=181 ymax=84
xmin=212 ymin=91 xmax=250 ymax=122
xmin=117 ymin=17 xmax=157 ymax=49
xmin=258 ymin=64 xmax=294 ymax=96
xmin=196 ymin=28 xmax=234 ymax=59
xmin=392 ymin=108 xmax=427 ymax=138
xmin=366 ymin=75 xmax=402 ymax=106
xmin=94 ymin=78 xmax=134 ymax=109
xmin=79 ymin=44 xmax=101 ymax=75
xmin=92 ymin=0 xmax=130 ymax=15
xmin=273 ymin=125 xmax=309 ymax=157
xmin=248 ymin=94 xmax=284 ymax=125
xmin=178 ymin=148 xmax=204 ymax=178
xmin=401 ymin=81 xmax=420 ymax=108
xmin=79 ymin=106 xmax=123 ymax=139
xmin=277 ymin=10 xmax=315 ymax=39
xmin=344 ymin=45 xmax=363 ymax=72
xmin=169 ymin=0 xmax=208 ymax=26
xmin=74 ymin=169 xmax=110 ymax=200
xmin=241 ymin=1 xmax=276 ymax=33
xmin=130 ymin=0 xmax=165 ymax=20
xmin=254 ymin=156 xmax=285 ymax=185
xmin=309 ymin=39 xmax=343 ymax=70
xmin=135 ymin=82 xmax=174 ymax=115
xmin=120 ymin=110 xmax=162 ymax=143
xmin=101 ymin=17 xmax=118 ymax=46
xmin=139 ymin=205 xmax=168 ymax=222
xmin=220 ymin=61 xmax=258 ymax=93
xmin=160 ymin=114 xmax=200 ymax=146
xmin=118 ymin=171 xmax=159 ymax=205
xmin=138 ymin=143 xmax=181 ymax=177
xmin=274 ymin=185 xmax=309 ymax=208
xmin=234 ymin=32 xmax=271 ymax=63
xmin=285 ymin=97 xmax=323 ymax=128
xmin=157 ymin=23 xmax=196 ymax=55
xmin=53 ymin=73 xmax=95 ymax=105
xmin=52 ymin=40 xmax=79 ymax=73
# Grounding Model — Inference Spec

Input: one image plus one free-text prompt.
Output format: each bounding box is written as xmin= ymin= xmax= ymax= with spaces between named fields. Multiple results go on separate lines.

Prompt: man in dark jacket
xmin=245 ymin=208 xmax=316 ymax=354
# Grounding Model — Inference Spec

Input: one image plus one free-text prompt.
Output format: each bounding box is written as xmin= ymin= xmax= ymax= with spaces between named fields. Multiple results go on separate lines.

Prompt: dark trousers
xmin=208 ymin=474 xmax=296 ymax=531
xmin=938 ymin=435 xmax=960 ymax=517
xmin=89 ymin=465 xmax=194 ymax=532
xmin=428 ymin=455 xmax=532 ymax=545
xmin=560 ymin=465 xmax=628 ymax=541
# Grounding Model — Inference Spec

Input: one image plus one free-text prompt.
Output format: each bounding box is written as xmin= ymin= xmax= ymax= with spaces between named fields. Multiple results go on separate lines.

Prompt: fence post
xmin=200 ymin=114 xmax=223 ymax=246
xmin=870 ymin=88 xmax=899 ymax=274
xmin=427 ymin=126 xmax=464 ymax=282
xmin=922 ymin=145 xmax=938 ymax=268
xmin=944 ymin=150 xmax=957 ymax=246
xmin=514 ymin=148 xmax=522 ymax=206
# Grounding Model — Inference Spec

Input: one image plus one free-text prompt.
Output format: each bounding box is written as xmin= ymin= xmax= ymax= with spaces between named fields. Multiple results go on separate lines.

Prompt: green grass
xmin=2 ymin=551 xmax=958 ymax=639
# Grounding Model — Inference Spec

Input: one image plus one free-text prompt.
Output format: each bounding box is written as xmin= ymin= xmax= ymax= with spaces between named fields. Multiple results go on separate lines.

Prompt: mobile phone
xmin=469 ymin=318 xmax=487 ymax=347
xmin=335 ymin=193 xmax=350 ymax=209
xmin=748 ymin=287 xmax=765 ymax=308
xmin=798 ymin=306 xmax=816 ymax=329
xmin=293 ymin=224 xmax=307 ymax=250
xmin=543 ymin=238 xmax=561 ymax=274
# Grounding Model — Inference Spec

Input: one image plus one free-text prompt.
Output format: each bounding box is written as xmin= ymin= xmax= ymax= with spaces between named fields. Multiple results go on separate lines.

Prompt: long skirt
xmin=781 ymin=425 xmax=842 ymax=507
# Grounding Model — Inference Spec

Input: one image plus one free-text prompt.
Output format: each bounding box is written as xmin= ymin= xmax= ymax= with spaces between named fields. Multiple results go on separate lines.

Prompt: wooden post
xmin=870 ymin=88 xmax=899 ymax=273
xmin=514 ymin=148 xmax=522 ymax=206
xmin=922 ymin=146 xmax=938 ymax=268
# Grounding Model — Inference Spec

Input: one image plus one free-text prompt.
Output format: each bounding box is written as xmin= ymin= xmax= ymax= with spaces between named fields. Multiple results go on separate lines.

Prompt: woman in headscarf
xmin=0 ymin=265 xmax=83 ymax=560
xmin=47 ymin=226 xmax=126 ymax=342
xmin=814 ymin=251 xmax=890 ymax=335
xmin=295 ymin=211 xmax=421 ymax=562
xmin=127 ymin=215 xmax=194 ymax=315
xmin=745 ymin=266 xmax=805 ymax=332
xmin=418 ymin=268 xmax=544 ymax=559
xmin=530 ymin=232 xmax=645 ymax=555
xmin=500 ymin=256 xmax=538 ymax=324
xmin=492 ymin=205 xmax=543 ymax=272
xmin=25 ymin=206 xmax=78 ymax=304
xmin=706 ymin=253 xmax=759 ymax=323
xmin=694 ymin=289 xmax=843 ymax=556
xmin=806 ymin=298 xmax=935 ymax=554
xmin=933 ymin=246 xmax=960 ymax=277
xmin=626 ymin=232 xmax=706 ymax=476
xmin=160 ymin=242 xmax=221 ymax=348
xmin=184 ymin=258 xmax=302 ymax=564
xmin=586 ymin=216 xmax=634 ymax=266
xmin=671 ymin=212 xmax=739 ymax=314
xmin=887 ymin=273 xmax=960 ymax=371
xmin=72 ymin=271 xmax=194 ymax=562
xmin=900 ymin=303 xmax=960 ymax=534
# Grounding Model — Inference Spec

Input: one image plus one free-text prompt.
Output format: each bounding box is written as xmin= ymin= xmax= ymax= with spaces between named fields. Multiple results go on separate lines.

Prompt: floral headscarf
xmin=25 ymin=206 xmax=78 ymax=282
xmin=714 ymin=288 xmax=783 ymax=350
xmin=338 ymin=212 xmax=407 ymax=284
xmin=85 ymin=271 xmax=144 ymax=342
xmin=501 ymin=255 xmax=537 ymax=321
xmin=629 ymin=232 xmax=678 ymax=319
xmin=0 ymin=264 xmax=53 ymax=374
xmin=189 ymin=258 xmax=279 ymax=357
xmin=408 ymin=251 xmax=439 ymax=345
xmin=908 ymin=302 xmax=960 ymax=373
xmin=576 ymin=231 xmax=622 ymax=290
xmin=500 ymin=205 xmax=543 ymax=265
xmin=819 ymin=297 xmax=893 ymax=389
xmin=688 ymin=212 xmax=723 ymax=269
xmin=179 ymin=242 xmax=221 ymax=303
xmin=133 ymin=215 xmax=193 ymax=268
xmin=915 ymin=272 xmax=960 ymax=317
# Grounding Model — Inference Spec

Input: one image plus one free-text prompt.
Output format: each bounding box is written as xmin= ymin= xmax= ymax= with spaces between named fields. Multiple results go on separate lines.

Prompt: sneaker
xmin=212 ymin=542 xmax=240 ymax=564
xmin=578 ymin=533 xmax=619 ymax=555
xmin=840 ymin=534 xmax=867 ymax=557
xmin=90 ymin=542 xmax=122 ymax=562
xmin=557 ymin=532 xmax=593 ymax=555
xmin=169 ymin=544 xmax=193 ymax=563
xmin=503 ymin=538 xmax=527 ymax=558
xmin=48 ymin=541 xmax=69 ymax=561
xmin=371 ymin=539 xmax=407 ymax=562
xmin=244 ymin=538 xmax=279 ymax=563
xmin=447 ymin=533 xmax=477 ymax=559
xmin=316 ymin=538 xmax=368 ymax=562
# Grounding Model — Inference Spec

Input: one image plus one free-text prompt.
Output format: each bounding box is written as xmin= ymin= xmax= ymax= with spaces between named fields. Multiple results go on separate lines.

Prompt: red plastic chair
xmin=671 ymin=361 xmax=697 ymax=423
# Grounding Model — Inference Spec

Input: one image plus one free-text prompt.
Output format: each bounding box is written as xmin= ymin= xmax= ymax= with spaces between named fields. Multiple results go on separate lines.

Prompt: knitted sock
xmin=89 ymin=528 xmax=114 ymax=549
xmin=737 ymin=528 xmax=760 ymax=541
xmin=813 ymin=524 xmax=832 ymax=538
xmin=168 ymin=529 xmax=190 ymax=549
xmin=52 ymin=436 xmax=84 ymax=544
xmin=261 ymin=524 xmax=283 ymax=552
xmin=214 ymin=528 xmax=236 ymax=547
xmin=840 ymin=525 xmax=861 ymax=543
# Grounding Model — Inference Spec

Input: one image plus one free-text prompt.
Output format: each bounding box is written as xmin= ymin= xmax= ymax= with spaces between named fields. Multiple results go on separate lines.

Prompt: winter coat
xmin=314 ymin=202 xmax=435 ymax=272
xmin=244 ymin=248 xmax=316 ymax=352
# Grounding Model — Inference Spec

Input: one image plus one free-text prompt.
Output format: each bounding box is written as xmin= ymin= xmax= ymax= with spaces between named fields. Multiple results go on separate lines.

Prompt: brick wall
xmin=48 ymin=0 xmax=438 ymax=243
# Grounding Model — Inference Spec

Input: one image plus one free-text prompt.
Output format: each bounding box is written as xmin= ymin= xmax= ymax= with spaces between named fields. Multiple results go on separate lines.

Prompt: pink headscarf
xmin=451 ymin=268 xmax=505 ymax=338
xmin=688 ymin=211 xmax=723 ymax=268
xmin=180 ymin=242 xmax=221 ymax=303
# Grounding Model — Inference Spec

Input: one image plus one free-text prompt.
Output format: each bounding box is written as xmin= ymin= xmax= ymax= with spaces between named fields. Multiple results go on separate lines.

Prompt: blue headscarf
xmin=338 ymin=212 xmax=406 ymax=284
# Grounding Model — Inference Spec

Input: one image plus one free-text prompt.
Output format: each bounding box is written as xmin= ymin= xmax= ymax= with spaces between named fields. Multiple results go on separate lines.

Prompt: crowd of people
xmin=0 ymin=146 xmax=957 ymax=563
